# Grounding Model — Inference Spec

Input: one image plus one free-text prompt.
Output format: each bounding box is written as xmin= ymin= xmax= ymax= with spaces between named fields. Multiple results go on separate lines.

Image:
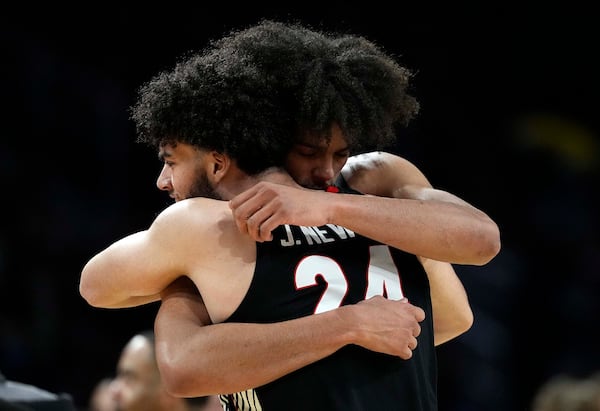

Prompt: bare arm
xmin=348 ymin=152 xmax=477 ymax=345
xmin=80 ymin=231 xmax=166 ymax=308
xmin=347 ymin=152 xmax=477 ymax=344
xmin=418 ymin=256 xmax=473 ymax=345
xmin=155 ymin=277 xmax=425 ymax=397
xmin=230 ymin=152 xmax=500 ymax=265
xmin=230 ymin=151 xmax=491 ymax=344
xmin=79 ymin=201 xmax=195 ymax=308
xmin=340 ymin=151 xmax=500 ymax=265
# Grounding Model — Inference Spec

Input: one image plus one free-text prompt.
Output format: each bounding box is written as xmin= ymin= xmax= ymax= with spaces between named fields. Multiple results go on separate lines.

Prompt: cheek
xmin=168 ymin=171 xmax=188 ymax=192
xmin=176 ymin=164 xmax=200 ymax=186
xmin=284 ymin=158 xmax=311 ymax=183
xmin=333 ymin=159 xmax=347 ymax=176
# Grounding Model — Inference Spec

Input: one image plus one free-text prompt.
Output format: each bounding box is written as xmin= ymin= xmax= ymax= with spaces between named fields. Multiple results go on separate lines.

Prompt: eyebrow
xmin=157 ymin=150 xmax=173 ymax=161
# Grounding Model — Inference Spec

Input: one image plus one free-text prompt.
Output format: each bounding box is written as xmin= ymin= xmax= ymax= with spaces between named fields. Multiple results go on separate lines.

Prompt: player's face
xmin=156 ymin=143 xmax=222 ymax=202
xmin=112 ymin=336 xmax=163 ymax=411
xmin=284 ymin=124 xmax=351 ymax=189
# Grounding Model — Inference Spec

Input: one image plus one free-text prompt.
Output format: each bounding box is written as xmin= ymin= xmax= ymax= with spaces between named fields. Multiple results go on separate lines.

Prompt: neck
xmin=256 ymin=167 xmax=298 ymax=186
xmin=216 ymin=167 xmax=298 ymax=200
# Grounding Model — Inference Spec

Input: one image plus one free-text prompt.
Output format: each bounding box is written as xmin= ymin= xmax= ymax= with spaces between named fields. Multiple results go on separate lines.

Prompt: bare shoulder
xmin=342 ymin=151 xmax=430 ymax=196
xmin=343 ymin=151 xmax=423 ymax=176
xmin=159 ymin=197 xmax=228 ymax=216
xmin=152 ymin=198 xmax=232 ymax=236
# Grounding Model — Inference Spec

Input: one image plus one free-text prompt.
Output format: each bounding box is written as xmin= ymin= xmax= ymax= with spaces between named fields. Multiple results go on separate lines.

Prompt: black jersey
xmin=222 ymin=183 xmax=437 ymax=411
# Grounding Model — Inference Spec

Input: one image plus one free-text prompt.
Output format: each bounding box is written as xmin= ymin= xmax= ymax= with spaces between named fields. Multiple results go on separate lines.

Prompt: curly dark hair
xmin=131 ymin=19 xmax=419 ymax=175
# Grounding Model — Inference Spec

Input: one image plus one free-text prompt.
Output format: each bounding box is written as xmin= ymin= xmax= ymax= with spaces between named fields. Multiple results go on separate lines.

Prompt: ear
xmin=205 ymin=151 xmax=231 ymax=184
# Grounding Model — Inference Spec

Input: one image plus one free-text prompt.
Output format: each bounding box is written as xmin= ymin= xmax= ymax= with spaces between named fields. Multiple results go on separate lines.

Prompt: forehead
xmin=118 ymin=336 xmax=154 ymax=375
xmin=296 ymin=128 xmax=350 ymax=151
xmin=158 ymin=142 xmax=201 ymax=159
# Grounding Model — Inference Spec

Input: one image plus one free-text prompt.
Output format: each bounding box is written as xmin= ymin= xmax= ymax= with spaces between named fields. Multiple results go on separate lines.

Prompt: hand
xmin=229 ymin=182 xmax=332 ymax=241
xmin=344 ymin=296 xmax=425 ymax=359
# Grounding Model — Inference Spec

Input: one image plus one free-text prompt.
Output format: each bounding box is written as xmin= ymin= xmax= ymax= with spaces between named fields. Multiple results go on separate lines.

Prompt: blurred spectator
xmin=110 ymin=330 xmax=222 ymax=411
xmin=531 ymin=372 xmax=600 ymax=411
xmin=87 ymin=377 xmax=116 ymax=411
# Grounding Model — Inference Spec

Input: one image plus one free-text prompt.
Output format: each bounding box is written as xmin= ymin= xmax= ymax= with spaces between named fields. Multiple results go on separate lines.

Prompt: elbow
xmin=434 ymin=308 xmax=474 ymax=346
xmin=79 ymin=274 xmax=102 ymax=307
xmin=472 ymin=222 xmax=502 ymax=266
xmin=80 ymin=260 xmax=101 ymax=306
xmin=450 ymin=305 xmax=474 ymax=338
xmin=446 ymin=310 xmax=474 ymax=344
xmin=157 ymin=358 xmax=190 ymax=397
xmin=156 ymin=341 xmax=213 ymax=397
xmin=457 ymin=307 xmax=474 ymax=335
xmin=79 ymin=266 xmax=116 ymax=308
xmin=483 ymin=222 xmax=502 ymax=264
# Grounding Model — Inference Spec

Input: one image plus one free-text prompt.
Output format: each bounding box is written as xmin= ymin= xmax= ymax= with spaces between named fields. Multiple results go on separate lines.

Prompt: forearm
xmin=155 ymin=299 xmax=351 ymax=396
xmin=419 ymin=257 xmax=473 ymax=345
xmin=155 ymin=278 xmax=424 ymax=396
xmin=327 ymin=194 xmax=499 ymax=265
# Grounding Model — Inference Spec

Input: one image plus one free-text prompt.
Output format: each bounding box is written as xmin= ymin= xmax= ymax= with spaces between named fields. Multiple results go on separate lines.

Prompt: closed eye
xmin=336 ymin=151 xmax=350 ymax=158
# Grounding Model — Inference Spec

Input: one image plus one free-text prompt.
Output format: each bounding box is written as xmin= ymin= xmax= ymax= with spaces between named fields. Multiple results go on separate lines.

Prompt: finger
xmin=399 ymin=347 xmax=413 ymax=360
xmin=234 ymin=201 xmax=264 ymax=224
xmin=229 ymin=185 xmax=259 ymax=209
xmin=231 ymin=208 xmax=251 ymax=235
xmin=253 ymin=211 xmax=282 ymax=242
xmin=415 ymin=307 xmax=426 ymax=322
xmin=246 ymin=205 xmax=279 ymax=242
xmin=244 ymin=204 xmax=272 ymax=241
xmin=413 ymin=322 xmax=421 ymax=337
xmin=258 ymin=225 xmax=273 ymax=242
xmin=230 ymin=188 xmax=266 ymax=224
xmin=245 ymin=215 xmax=263 ymax=242
xmin=242 ymin=196 xmax=283 ymax=241
xmin=231 ymin=199 xmax=267 ymax=237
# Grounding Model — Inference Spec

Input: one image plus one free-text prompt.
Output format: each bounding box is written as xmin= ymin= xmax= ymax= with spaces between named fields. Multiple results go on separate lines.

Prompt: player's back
xmin=223 ymin=220 xmax=437 ymax=411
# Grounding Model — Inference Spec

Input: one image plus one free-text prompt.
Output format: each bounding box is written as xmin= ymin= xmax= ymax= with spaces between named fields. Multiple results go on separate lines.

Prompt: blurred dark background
xmin=1 ymin=3 xmax=598 ymax=410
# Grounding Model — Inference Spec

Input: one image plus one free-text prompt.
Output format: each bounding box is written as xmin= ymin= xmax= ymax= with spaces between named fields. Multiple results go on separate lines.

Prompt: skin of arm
xmin=79 ymin=200 xmax=205 ymax=309
xmin=230 ymin=152 xmax=500 ymax=266
xmin=79 ymin=230 xmax=165 ymax=308
xmin=79 ymin=193 xmax=426 ymax=396
xmin=230 ymin=151 xmax=493 ymax=344
xmin=345 ymin=152 xmax=478 ymax=345
xmin=155 ymin=277 xmax=425 ymax=396
xmin=152 ymin=153 xmax=481 ymax=396
xmin=151 ymin=152 xmax=494 ymax=396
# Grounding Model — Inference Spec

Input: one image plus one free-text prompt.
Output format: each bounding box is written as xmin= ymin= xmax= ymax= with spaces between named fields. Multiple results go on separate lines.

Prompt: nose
xmin=312 ymin=159 xmax=335 ymax=186
xmin=156 ymin=165 xmax=172 ymax=191
xmin=110 ymin=378 xmax=123 ymax=402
